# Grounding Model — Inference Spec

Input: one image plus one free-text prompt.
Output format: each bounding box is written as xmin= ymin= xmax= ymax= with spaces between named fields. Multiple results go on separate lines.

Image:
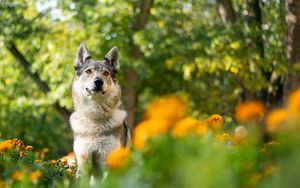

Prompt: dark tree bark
xmin=124 ymin=0 xmax=153 ymax=128
xmin=284 ymin=0 xmax=300 ymax=99
xmin=6 ymin=42 xmax=71 ymax=124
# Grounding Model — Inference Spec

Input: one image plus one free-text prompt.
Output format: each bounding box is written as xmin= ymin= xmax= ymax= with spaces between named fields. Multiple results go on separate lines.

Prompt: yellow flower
xmin=195 ymin=121 xmax=208 ymax=135
xmin=106 ymin=147 xmax=130 ymax=169
xmin=235 ymin=101 xmax=266 ymax=122
xmin=207 ymin=114 xmax=223 ymax=129
xmin=29 ymin=171 xmax=42 ymax=181
xmin=144 ymin=95 xmax=187 ymax=123
xmin=215 ymin=133 xmax=231 ymax=142
xmin=12 ymin=171 xmax=24 ymax=181
xmin=25 ymin=145 xmax=33 ymax=151
xmin=0 ymin=141 xmax=13 ymax=152
xmin=265 ymin=108 xmax=289 ymax=132
xmin=133 ymin=119 xmax=171 ymax=150
xmin=287 ymin=88 xmax=300 ymax=115
xmin=172 ymin=117 xmax=200 ymax=138
xmin=34 ymin=160 xmax=42 ymax=163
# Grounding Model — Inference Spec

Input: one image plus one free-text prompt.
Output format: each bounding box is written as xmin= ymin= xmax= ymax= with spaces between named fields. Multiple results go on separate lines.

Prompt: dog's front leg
xmin=74 ymin=140 xmax=89 ymax=179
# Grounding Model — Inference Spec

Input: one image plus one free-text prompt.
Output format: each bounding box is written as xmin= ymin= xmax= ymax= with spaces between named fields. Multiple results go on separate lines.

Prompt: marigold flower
xmin=51 ymin=160 xmax=57 ymax=165
xmin=29 ymin=171 xmax=42 ymax=181
xmin=19 ymin=151 xmax=26 ymax=157
xmin=67 ymin=169 xmax=75 ymax=175
xmin=235 ymin=101 xmax=266 ymax=122
xmin=144 ymin=95 xmax=187 ymax=123
xmin=172 ymin=117 xmax=200 ymax=138
xmin=12 ymin=171 xmax=24 ymax=181
xmin=287 ymin=88 xmax=300 ymax=115
xmin=106 ymin=147 xmax=130 ymax=169
xmin=133 ymin=119 xmax=171 ymax=150
xmin=208 ymin=114 xmax=223 ymax=129
xmin=25 ymin=145 xmax=33 ymax=151
xmin=195 ymin=121 xmax=208 ymax=135
xmin=41 ymin=147 xmax=49 ymax=154
xmin=0 ymin=141 xmax=13 ymax=152
xmin=215 ymin=133 xmax=231 ymax=142
xmin=265 ymin=108 xmax=289 ymax=132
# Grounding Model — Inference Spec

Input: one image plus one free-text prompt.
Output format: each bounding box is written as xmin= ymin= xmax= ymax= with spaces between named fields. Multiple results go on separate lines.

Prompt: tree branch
xmin=6 ymin=42 xmax=71 ymax=124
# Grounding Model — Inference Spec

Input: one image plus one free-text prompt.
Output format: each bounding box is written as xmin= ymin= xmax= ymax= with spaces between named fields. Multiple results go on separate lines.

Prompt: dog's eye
xmin=103 ymin=70 xmax=110 ymax=76
xmin=85 ymin=69 xmax=92 ymax=74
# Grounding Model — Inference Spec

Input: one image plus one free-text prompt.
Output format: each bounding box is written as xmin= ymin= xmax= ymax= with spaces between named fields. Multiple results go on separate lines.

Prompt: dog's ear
xmin=74 ymin=42 xmax=91 ymax=71
xmin=104 ymin=47 xmax=119 ymax=73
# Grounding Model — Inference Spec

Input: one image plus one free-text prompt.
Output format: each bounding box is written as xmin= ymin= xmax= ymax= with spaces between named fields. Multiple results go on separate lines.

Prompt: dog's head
xmin=73 ymin=42 xmax=119 ymax=99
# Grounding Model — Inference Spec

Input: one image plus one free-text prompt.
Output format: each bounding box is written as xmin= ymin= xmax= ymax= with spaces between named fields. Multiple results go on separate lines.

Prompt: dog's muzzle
xmin=85 ymin=77 xmax=106 ymax=95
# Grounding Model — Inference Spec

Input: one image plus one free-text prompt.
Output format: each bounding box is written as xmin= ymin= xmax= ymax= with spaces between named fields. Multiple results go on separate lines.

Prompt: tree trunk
xmin=124 ymin=0 xmax=153 ymax=128
xmin=6 ymin=42 xmax=71 ymax=124
xmin=284 ymin=0 xmax=300 ymax=99
xmin=218 ymin=0 xmax=236 ymax=24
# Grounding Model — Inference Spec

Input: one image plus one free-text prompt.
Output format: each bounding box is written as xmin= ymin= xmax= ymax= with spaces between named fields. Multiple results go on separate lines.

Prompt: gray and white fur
xmin=70 ymin=42 xmax=130 ymax=178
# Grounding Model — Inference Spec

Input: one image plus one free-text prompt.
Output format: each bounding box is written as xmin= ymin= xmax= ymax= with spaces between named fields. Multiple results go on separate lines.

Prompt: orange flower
xmin=29 ymin=171 xmax=42 ymax=181
xmin=51 ymin=160 xmax=57 ymax=165
xmin=12 ymin=171 xmax=24 ymax=181
xmin=172 ymin=117 xmax=200 ymax=138
xmin=144 ymin=95 xmax=187 ymax=123
xmin=67 ymin=169 xmax=75 ymax=175
xmin=265 ymin=108 xmax=289 ymax=132
xmin=235 ymin=101 xmax=266 ymax=122
xmin=0 ymin=141 xmax=13 ymax=152
xmin=133 ymin=119 xmax=171 ymax=150
xmin=106 ymin=147 xmax=130 ymax=169
xmin=287 ymin=88 xmax=300 ymax=115
xmin=195 ymin=121 xmax=208 ymax=135
xmin=25 ymin=145 xmax=33 ymax=151
xmin=208 ymin=114 xmax=223 ymax=129
xmin=19 ymin=151 xmax=26 ymax=157
xmin=41 ymin=148 xmax=49 ymax=154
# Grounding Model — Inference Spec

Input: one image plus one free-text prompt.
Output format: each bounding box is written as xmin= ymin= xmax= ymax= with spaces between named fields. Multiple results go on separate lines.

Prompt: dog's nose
xmin=94 ymin=77 xmax=103 ymax=89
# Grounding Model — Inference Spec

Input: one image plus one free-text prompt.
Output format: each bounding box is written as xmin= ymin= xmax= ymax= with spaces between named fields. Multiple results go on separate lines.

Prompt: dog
xmin=70 ymin=42 xmax=130 ymax=178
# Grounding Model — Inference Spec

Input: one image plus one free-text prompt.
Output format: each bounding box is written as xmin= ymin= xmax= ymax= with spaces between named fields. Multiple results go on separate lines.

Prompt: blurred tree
xmin=284 ymin=0 xmax=300 ymax=98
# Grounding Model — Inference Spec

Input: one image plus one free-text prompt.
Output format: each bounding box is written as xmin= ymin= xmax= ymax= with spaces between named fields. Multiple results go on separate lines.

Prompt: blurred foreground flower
xmin=29 ymin=171 xmax=42 ymax=181
xmin=172 ymin=117 xmax=201 ymax=138
xmin=265 ymin=108 xmax=289 ymax=132
xmin=288 ymin=88 xmax=300 ymax=115
xmin=0 ymin=140 xmax=13 ymax=152
xmin=12 ymin=171 xmax=24 ymax=181
xmin=107 ymin=147 xmax=130 ymax=169
xmin=133 ymin=118 xmax=171 ymax=150
xmin=235 ymin=101 xmax=266 ymax=122
xmin=144 ymin=95 xmax=187 ymax=123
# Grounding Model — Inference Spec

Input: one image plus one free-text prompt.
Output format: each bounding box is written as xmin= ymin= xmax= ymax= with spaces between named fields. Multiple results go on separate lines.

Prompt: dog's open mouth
xmin=86 ymin=88 xmax=106 ymax=95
